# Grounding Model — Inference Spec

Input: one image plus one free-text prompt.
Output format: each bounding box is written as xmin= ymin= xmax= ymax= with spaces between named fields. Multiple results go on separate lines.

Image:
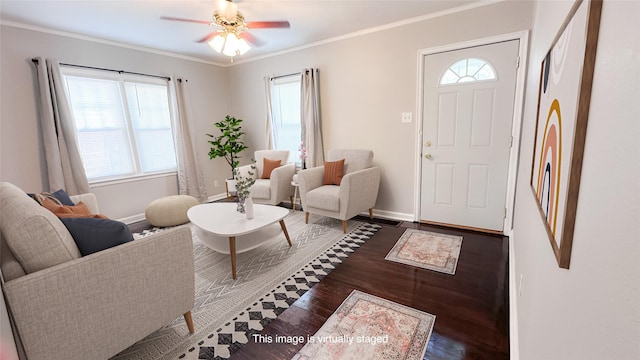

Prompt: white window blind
xmin=270 ymin=75 xmax=302 ymax=165
xmin=62 ymin=68 xmax=177 ymax=182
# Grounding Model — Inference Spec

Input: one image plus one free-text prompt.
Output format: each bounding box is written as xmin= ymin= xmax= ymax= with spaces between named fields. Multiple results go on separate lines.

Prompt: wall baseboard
xmin=119 ymin=197 xmax=415 ymax=226
xmin=508 ymin=233 xmax=520 ymax=360
xmin=207 ymin=193 xmax=228 ymax=202
xmin=118 ymin=213 xmax=146 ymax=225
xmin=368 ymin=209 xmax=415 ymax=222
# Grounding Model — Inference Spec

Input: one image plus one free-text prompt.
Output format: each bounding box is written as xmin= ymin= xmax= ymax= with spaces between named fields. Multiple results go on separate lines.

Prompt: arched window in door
xmin=439 ymin=58 xmax=497 ymax=85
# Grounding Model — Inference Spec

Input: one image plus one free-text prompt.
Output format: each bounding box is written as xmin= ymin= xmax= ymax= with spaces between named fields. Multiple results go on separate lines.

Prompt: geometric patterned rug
xmin=111 ymin=211 xmax=381 ymax=360
xmin=292 ymin=290 xmax=435 ymax=360
xmin=385 ymin=229 xmax=463 ymax=275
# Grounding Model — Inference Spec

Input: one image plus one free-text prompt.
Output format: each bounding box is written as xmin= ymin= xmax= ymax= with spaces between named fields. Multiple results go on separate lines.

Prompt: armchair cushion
xmin=61 ymin=218 xmax=133 ymax=256
xmin=323 ymin=159 xmax=345 ymax=185
xmin=251 ymin=179 xmax=272 ymax=199
xmin=261 ymin=158 xmax=282 ymax=179
xmin=306 ymin=185 xmax=340 ymax=212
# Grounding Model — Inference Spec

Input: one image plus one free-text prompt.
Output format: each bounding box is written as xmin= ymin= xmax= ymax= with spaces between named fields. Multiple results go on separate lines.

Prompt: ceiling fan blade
xmin=239 ymin=32 xmax=265 ymax=47
xmin=161 ymin=16 xmax=212 ymax=25
xmin=246 ymin=21 xmax=290 ymax=29
xmin=196 ymin=31 xmax=220 ymax=43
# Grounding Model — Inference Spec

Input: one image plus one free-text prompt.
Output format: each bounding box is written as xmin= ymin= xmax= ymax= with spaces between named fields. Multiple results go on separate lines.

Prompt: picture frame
xmin=530 ymin=0 xmax=602 ymax=269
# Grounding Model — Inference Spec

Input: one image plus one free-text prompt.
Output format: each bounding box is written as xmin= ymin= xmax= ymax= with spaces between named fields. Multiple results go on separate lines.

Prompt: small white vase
xmin=245 ymin=195 xmax=254 ymax=219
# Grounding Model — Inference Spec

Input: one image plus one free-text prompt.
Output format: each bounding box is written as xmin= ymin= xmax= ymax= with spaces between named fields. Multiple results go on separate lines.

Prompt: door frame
xmin=413 ymin=31 xmax=530 ymax=235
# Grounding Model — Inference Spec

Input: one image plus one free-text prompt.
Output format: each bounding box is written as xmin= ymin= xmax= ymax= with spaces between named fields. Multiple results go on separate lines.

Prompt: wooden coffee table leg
xmin=229 ymin=236 xmax=237 ymax=279
xmin=279 ymin=220 xmax=292 ymax=247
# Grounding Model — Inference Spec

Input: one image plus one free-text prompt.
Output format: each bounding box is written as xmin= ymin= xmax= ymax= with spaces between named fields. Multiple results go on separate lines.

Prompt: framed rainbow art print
xmin=530 ymin=0 xmax=602 ymax=269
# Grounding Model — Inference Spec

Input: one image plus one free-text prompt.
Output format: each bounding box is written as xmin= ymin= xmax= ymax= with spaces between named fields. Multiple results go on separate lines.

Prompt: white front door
xmin=420 ymin=40 xmax=519 ymax=232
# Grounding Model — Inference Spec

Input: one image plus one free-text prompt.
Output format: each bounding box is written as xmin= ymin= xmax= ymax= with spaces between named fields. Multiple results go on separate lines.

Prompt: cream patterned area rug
xmin=112 ymin=211 xmax=380 ymax=360
xmin=293 ymin=290 xmax=435 ymax=360
xmin=385 ymin=229 xmax=463 ymax=275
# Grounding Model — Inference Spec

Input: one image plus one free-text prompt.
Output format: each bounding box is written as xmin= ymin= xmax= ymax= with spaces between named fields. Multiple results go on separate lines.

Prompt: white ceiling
xmin=0 ymin=0 xmax=485 ymax=65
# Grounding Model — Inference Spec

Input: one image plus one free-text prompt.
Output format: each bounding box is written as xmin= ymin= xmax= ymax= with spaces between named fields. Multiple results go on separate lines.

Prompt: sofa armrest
xmin=69 ymin=193 xmax=99 ymax=214
xmin=298 ymin=166 xmax=325 ymax=208
xmin=339 ymin=167 xmax=381 ymax=219
xmin=3 ymin=225 xmax=195 ymax=360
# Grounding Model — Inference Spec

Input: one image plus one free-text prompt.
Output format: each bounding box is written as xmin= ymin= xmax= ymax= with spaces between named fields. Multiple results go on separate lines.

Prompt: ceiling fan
xmin=161 ymin=0 xmax=290 ymax=58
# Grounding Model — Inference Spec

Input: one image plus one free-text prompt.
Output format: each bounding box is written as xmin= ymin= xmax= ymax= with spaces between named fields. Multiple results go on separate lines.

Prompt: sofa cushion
xmin=0 ymin=182 xmax=81 ymax=274
xmin=61 ymin=218 xmax=133 ymax=256
xmin=261 ymin=158 xmax=281 ymax=179
xmin=306 ymin=185 xmax=340 ymax=212
xmin=324 ymin=159 xmax=345 ymax=185
xmin=251 ymin=179 xmax=271 ymax=200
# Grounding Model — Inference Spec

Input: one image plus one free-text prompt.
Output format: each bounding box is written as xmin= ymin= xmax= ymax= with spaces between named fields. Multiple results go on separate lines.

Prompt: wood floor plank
xmin=231 ymin=222 xmax=509 ymax=359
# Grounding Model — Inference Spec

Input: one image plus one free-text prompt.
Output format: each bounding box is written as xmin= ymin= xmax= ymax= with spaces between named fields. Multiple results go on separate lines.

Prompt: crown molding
xmin=229 ymin=0 xmax=506 ymax=66
xmin=0 ymin=19 xmax=226 ymax=67
xmin=1 ymin=0 xmax=505 ymax=68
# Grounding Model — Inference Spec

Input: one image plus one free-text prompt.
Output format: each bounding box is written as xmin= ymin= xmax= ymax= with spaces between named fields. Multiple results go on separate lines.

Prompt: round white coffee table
xmin=187 ymin=203 xmax=291 ymax=279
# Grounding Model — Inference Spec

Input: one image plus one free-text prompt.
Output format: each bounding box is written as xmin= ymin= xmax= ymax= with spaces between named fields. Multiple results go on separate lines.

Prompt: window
xmin=270 ymin=75 xmax=302 ymax=165
xmin=61 ymin=68 xmax=177 ymax=182
xmin=440 ymin=58 xmax=496 ymax=85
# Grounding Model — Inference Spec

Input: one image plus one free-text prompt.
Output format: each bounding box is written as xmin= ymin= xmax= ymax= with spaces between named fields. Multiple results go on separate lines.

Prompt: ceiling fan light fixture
xmin=208 ymin=33 xmax=226 ymax=53
xmin=209 ymin=32 xmax=251 ymax=57
xmin=236 ymin=37 xmax=251 ymax=55
xmin=216 ymin=0 xmax=238 ymax=22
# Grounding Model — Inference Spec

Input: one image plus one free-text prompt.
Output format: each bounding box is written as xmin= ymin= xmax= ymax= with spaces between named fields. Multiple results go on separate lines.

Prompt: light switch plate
xmin=401 ymin=112 xmax=412 ymax=123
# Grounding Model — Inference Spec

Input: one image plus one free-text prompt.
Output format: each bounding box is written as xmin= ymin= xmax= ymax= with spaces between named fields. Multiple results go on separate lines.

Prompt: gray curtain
xmin=33 ymin=58 xmax=90 ymax=195
xmin=172 ymin=78 xmax=208 ymax=203
xmin=264 ymin=76 xmax=275 ymax=150
xmin=301 ymin=68 xmax=324 ymax=167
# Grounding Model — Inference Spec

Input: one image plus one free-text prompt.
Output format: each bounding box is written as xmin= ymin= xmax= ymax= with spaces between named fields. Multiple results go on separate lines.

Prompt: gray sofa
xmin=0 ymin=182 xmax=195 ymax=360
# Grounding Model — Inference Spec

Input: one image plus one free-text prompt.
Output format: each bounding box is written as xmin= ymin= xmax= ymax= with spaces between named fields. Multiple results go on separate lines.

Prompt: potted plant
xmin=207 ymin=115 xmax=249 ymax=195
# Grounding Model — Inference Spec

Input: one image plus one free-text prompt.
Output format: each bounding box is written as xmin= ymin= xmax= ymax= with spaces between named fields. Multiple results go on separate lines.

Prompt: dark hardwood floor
xmin=231 ymin=221 xmax=510 ymax=359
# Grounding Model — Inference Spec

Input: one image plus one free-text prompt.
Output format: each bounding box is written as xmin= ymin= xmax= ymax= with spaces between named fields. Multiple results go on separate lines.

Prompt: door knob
xmin=424 ymin=140 xmax=432 ymax=147
xmin=424 ymin=153 xmax=432 ymax=159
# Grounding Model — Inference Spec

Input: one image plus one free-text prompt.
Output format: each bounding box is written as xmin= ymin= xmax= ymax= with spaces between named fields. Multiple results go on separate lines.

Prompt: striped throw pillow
xmin=323 ymin=159 xmax=345 ymax=185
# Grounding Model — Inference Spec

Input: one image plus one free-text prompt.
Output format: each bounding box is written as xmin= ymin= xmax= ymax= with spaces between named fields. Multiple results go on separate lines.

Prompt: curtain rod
xmin=31 ymin=58 xmax=171 ymax=81
xmin=270 ymin=71 xmax=304 ymax=81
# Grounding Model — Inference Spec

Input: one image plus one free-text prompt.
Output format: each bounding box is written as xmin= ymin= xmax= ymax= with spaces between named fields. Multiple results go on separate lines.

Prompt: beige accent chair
xmin=298 ymin=149 xmax=381 ymax=233
xmin=0 ymin=182 xmax=195 ymax=360
xmin=238 ymin=150 xmax=296 ymax=206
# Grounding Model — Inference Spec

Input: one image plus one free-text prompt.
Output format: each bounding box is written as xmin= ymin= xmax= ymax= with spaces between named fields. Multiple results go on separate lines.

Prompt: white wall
xmin=226 ymin=0 xmax=534 ymax=220
xmin=0 ymin=25 xmax=231 ymax=219
xmin=513 ymin=0 xmax=640 ymax=359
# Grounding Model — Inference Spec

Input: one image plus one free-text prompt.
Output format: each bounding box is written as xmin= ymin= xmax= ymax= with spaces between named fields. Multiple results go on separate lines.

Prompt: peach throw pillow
xmin=262 ymin=158 xmax=282 ymax=179
xmin=324 ymin=159 xmax=345 ymax=185
xmin=39 ymin=197 xmax=108 ymax=219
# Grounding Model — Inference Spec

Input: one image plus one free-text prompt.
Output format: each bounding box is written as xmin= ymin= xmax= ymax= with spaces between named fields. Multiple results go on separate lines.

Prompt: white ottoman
xmin=145 ymin=195 xmax=199 ymax=227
